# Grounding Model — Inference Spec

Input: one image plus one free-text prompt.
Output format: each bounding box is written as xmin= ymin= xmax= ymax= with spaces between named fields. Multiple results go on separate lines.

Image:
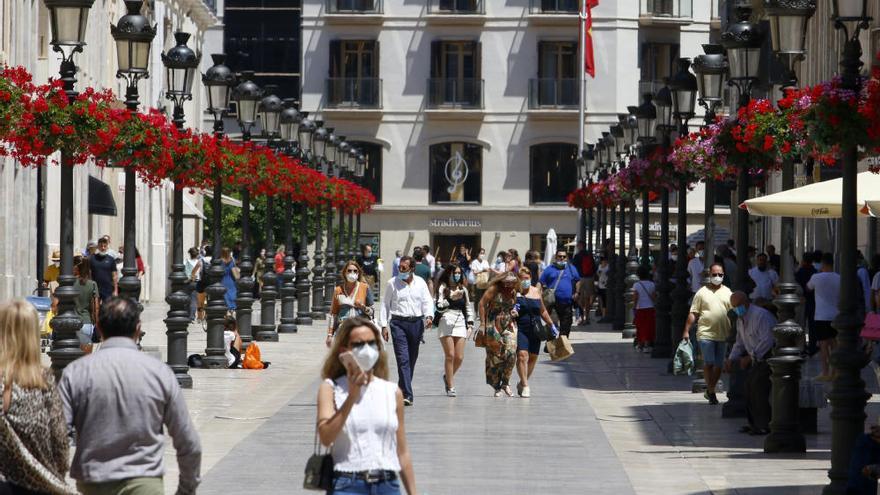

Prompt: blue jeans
xmin=329 ymin=474 xmax=401 ymax=495
xmin=389 ymin=317 xmax=424 ymax=401
xmin=699 ymin=339 xmax=727 ymax=367
xmin=77 ymin=324 xmax=95 ymax=345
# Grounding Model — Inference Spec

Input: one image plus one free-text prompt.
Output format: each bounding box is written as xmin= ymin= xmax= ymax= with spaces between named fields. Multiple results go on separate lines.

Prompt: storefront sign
xmin=430 ymin=218 xmax=482 ymax=228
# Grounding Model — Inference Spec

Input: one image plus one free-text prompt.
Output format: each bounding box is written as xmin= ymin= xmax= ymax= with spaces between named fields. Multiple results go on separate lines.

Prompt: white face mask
xmin=710 ymin=275 xmax=724 ymax=286
xmin=351 ymin=342 xmax=379 ymax=371
xmin=346 ymin=272 xmax=359 ymax=283
xmin=478 ymin=254 xmax=485 ymax=261
xmin=670 ymin=255 xmax=677 ymax=261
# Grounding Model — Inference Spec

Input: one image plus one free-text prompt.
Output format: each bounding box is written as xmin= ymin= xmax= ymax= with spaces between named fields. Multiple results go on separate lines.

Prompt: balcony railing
xmin=529 ymin=78 xmax=578 ymax=109
xmin=427 ymin=78 xmax=484 ymax=109
xmin=529 ymin=0 xmax=578 ymax=14
xmin=640 ymin=0 xmax=692 ymax=19
xmin=326 ymin=77 xmax=382 ymax=109
xmin=326 ymin=0 xmax=383 ymax=14
xmin=428 ymin=0 xmax=485 ymax=15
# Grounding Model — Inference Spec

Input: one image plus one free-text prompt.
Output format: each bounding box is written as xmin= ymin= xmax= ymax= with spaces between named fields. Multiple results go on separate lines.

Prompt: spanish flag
xmin=583 ymin=0 xmax=599 ymax=78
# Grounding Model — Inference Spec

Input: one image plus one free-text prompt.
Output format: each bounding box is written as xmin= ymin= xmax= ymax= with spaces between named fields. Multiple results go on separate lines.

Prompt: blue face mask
xmin=398 ymin=271 xmax=411 ymax=281
xmin=453 ymin=273 xmax=462 ymax=282
xmin=521 ymin=279 xmax=531 ymax=290
xmin=734 ymin=305 xmax=747 ymax=317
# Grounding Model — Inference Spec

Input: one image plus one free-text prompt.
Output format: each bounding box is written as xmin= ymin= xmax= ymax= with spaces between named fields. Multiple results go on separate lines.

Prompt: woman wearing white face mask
xmin=435 ymin=265 xmax=473 ymax=397
xmin=317 ymin=317 xmax=418 ymax=495
xmin=327 ymin=261 xmax=375 ymax=347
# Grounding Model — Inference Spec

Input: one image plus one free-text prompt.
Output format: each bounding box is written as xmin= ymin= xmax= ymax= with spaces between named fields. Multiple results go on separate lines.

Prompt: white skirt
xmin=437 ymin=309 xmax=468 ymax=338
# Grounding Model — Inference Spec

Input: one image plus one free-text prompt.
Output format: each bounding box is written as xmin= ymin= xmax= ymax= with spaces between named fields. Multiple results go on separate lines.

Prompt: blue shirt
xmin=540 ymin=263 xmax=580 ymax=304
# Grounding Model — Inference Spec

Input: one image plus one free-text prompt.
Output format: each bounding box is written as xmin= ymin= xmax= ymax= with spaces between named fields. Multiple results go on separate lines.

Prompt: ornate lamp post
xmin=762 ymin=0 xmax=816 ymax=455
xmin=693 ymin=43 xmax=729 ymax=281
xmin=824 ymin=1 xmax=872 ymax=491
xmin=720 ymin=3 xmax=764 ymax=292
xmin=44 ymin=0 xmax=96 ymax=377
xmin=231 ymin=71 xmax=262 ymax=343
xmin=272 ymin=100 xmax=306 ymax=333
xmin=355 ymin=151 xmax=367 ymax=248
xmin=294 ymin=122 xmax=325 ymax=327
xmin=306 ymin=120 xmax=328 ymax=319
xmin=201 ymin=54 xmax=235 ymax=368
xmin=161 ymin=31 xmax=200 ymax=387
xmin=601 ymin=131 xmax=618 ymax=326
xmin=325 ymin=138 xmax=347 ymax=305
xmin=622 ymin=110 xmax=640 ymax=341
xmin=668 ymin=59 xmax=697 ymax=351
xmin=112 ymin=0 xmax=156 ymax=303
xmin=651 ymin=84 xmax=675 ymax=359
xmin=347 ymin=147 xmax=360 ymax=261
xmin=635 ymin=93 xmax=657 ymax=272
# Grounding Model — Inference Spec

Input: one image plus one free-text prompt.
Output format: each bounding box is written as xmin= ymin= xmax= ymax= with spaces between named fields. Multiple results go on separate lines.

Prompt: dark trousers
xmin=551 ymin=302 xmax=574 ymax=336
xmin=744 ymin=359 xmax=772 ymax=431
xmin=390 ymin=317 xmax=425 ymax=401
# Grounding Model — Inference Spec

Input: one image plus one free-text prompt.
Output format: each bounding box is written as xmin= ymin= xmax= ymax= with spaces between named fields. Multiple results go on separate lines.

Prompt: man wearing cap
xmin=89 ymin=237 xmax=118 ymax=302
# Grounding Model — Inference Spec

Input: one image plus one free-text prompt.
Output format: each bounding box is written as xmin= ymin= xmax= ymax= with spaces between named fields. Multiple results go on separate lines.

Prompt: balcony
xmin=426 ymin=0 xmax=485 ymax=25
xmin=529 ymin=78 xmax=578 ymax=110
xmin=325 ymin=0 xmax=383 ymax=24
xmin=426 ymin=78 xmax=484 ymax=117
xmin=325 ymin=78 xmax=383 ymax=110
xmin=528 ymin=0 xmax=578 ymax=26
xmin=639 ymin=0 xmax=693 ymax=26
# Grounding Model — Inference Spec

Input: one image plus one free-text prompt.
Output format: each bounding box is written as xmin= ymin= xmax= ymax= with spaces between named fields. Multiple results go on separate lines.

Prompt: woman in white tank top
xmin=316 ymin=317 xmax=418 ymax=495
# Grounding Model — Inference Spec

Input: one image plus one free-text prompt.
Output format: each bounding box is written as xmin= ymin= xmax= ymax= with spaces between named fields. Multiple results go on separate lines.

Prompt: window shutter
xmin=372 ymin=40 xmax=380 ymax=78
xmin=430 ymin=40 xmax=441 ymax=78
xmin=537 ymin=40 xmax=546 ymax=78
xmin=474 ymin=40 xmax=482 ymax=81
xmin=329 ymin=40 xmax=341 ymax=78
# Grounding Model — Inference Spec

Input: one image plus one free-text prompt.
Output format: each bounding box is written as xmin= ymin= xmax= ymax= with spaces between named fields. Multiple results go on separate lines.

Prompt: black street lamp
xmin=325 ymin=137 xmax=347 ymax=309
xmin=355 ymin=151 xmax=367 ymax=250
xmin=668 ymin=59 xmax=697 ymax=354
xmin=600 ymin=131 xmax=618 ymax=326
xmin=347 ymin=147 xmax=360 ymax=261
xmin=763 ymin=0 xmax=816 ymax=455
xmin=721 ymin=3 xmax=764 ymax=293
xmin=161 ymin=31 xmax=200 ymax=388
xmin=651 ymin=84 xmax=675 ymax=360
xmin=44 ymin=0 xmax=96 ymax=377
xmin=112 ymin=0 xmax=156 ymax=304
xmin=824 ymin=1 xmax=872 ymax=491
xmin=622 ymin=109 xmax=640 ymax=342
xmin=272 ymin=98 xmax=308 ymax=333
xmin=201 ymin=54 xmax=235 ymax=368
xmin=232 ymin=71 xmax=262 ymax=344
xmin=304 ymin=119 xmax=327 ymax=319
xmin=635 ymin=93 xmax=657 ymax=270
xmin=611 ymin=123 xmax=627 ymax=333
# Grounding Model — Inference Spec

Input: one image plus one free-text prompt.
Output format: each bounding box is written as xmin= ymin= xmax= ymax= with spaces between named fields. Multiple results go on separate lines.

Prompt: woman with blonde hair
xmin=0 ymin=299 xmax=76 ymax=495
xmin=316 ymin=317 xmax=417 ymax=495
xmin=478 ymin=271 xmax=520 ymax=397
xmin=327 ymin=260 xmax=374 ymax=347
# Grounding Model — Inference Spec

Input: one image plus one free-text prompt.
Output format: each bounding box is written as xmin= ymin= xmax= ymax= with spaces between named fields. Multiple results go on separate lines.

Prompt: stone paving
xmin=67 ymin=302 xmax=880 ymax=494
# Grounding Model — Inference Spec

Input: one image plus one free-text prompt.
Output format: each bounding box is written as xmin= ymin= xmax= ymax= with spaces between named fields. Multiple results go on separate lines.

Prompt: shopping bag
xmin=546 ymin=335 xmax=574 ymax=362
xmin=242 ymin=342 xmax=264 ymax=369
xmin=673 ymin=339 xmax=695 ymax=376
xmin=862 ymin=313 xmax=880 ymax=340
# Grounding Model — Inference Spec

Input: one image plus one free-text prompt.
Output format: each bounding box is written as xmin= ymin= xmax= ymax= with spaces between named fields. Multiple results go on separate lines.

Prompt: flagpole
xmin=578 ymin=0 xmax=587 ymax=245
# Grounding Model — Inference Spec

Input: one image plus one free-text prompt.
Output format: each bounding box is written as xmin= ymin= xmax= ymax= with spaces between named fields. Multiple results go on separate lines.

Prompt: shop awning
xmin=88 ymin=176 xmax=117 ymax=216
xmin=740 ymin=172 xmax=880 ymax=219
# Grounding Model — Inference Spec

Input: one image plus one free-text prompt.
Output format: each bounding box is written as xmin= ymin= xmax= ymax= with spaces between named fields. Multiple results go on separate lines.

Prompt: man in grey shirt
xmin=59 ymin=297 xmax=201 ymax=495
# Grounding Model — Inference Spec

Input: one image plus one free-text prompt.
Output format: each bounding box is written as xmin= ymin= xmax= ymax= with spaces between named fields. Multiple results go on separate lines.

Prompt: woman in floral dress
xmin=477 ymin=271 xmax=519 ymax=397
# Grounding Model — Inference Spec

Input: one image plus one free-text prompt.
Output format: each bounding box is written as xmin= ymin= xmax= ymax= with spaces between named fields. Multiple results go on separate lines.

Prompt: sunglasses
xmin=349 ymin=340 xmax=378 ymax=350
xmin=346 ymin=269 xmax=360 ymax=274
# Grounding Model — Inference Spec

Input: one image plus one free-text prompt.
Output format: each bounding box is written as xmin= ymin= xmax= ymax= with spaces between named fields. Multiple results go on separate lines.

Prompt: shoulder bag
xmin=304 ymin=383 xmax=335 ymax=491
xmin=542 ymin=268 xmax=565 ymax=308
xmin=530 ymin=312 xmax=552 ymax=342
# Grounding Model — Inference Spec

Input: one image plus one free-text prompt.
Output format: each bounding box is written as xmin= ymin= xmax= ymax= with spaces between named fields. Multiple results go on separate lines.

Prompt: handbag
xmin=474 ymin=329 xmax=487 ymax=348
xmin=476 ymin=271 xmax=490 ymax=289
xmin=862 ymin=313 xmax=880 ymax=340
xmin=531 ymin=314 xmax=552 ymax=342
xmin=303 ymin=405 xmax=334 ymax=490
xmin=542 ymin=267 xmax=566 ymax=308
xmin=546 ymin=335 xmax=574 ymax=361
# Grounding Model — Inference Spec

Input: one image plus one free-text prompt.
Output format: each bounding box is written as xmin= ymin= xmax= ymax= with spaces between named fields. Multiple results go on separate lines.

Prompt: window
xmin=327 ymin=40 xmax=381 ymax=107
xmin=430 ymin=143 xmax=482 ymax=204
xmin=329 ymin=0 xmax=380 ymax=12
xmin=640 ymin=42 xmax=680 ymax=85
xmin=428 ymin=41 xmax=482 ymax=108
xmin=531 ymin=41 xmax=577 ymax=108
xmin=535 ymin=0 xmax=578 ymax=13
xmin=432 ymin=0 xmax=483 ymax=14
xmin=530 ymin=143 xmax=578 ymax=204
xmin=348 ymin=141 xmax=382 ymax=203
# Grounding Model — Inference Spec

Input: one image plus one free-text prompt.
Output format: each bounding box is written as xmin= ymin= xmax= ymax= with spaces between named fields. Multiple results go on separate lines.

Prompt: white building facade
xmin=302 ymin=0 xmax=722 ymax=272
xmin=0 ymin=0 xmax=221 ymax=302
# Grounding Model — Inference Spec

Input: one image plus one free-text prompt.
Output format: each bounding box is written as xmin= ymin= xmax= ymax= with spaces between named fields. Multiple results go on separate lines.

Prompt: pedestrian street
xmin=97 ymin=303 xmax=880 ymax=495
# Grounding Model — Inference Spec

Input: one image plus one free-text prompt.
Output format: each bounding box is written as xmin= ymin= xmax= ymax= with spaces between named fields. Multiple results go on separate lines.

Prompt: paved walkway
xmin=97 ymin=303 xmax=880 ymax=494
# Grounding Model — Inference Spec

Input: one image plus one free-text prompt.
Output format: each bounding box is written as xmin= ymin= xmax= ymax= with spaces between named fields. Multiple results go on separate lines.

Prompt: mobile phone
xmin=339 ymin=351 xmax=358 ymax=372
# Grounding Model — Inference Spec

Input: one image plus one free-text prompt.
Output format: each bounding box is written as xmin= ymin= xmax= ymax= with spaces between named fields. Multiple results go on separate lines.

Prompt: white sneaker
xmin=521 ymin=386 xmax=531 ymax=398
xmin=493 ymin=389 xmax=502 ymax=397
xmin=447 ymin=387 xmax=456 ymax=397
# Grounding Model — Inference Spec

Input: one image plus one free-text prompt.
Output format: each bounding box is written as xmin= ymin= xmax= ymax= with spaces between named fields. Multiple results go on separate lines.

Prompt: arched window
xmin=530 ymin=143 xmax=577 ymax=204
xmin=348 ymin=141 xmax=382 ymax=204
xmin=429 ymin=142 xmax=482 ymax=204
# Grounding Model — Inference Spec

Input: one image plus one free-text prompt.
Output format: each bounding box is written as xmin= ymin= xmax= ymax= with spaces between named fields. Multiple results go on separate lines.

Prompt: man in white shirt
xmin=380 ymin=256 xmax=434 ymax=406
xmin=687 ymin=243 xmax=705 ymax=294
xmin=748 ymin=253 xmax=779 ymax=301
xmin=806 ymin=253 xmax=840 ymax=380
